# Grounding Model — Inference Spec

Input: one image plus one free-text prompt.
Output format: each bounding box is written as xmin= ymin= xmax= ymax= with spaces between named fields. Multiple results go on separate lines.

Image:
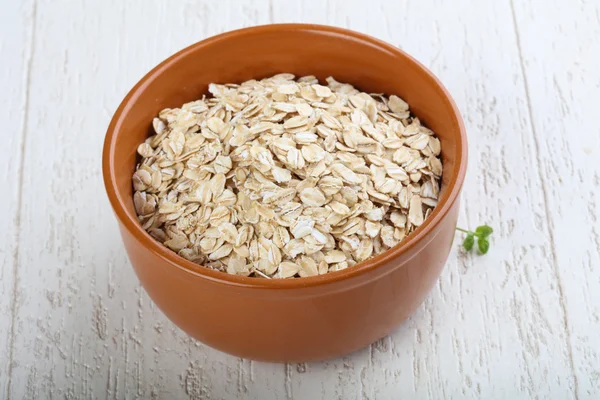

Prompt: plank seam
xmin=6 ymin=0 xmax=38 ymax=398
xmin=508 ymin=0 xmax=580 ymax=398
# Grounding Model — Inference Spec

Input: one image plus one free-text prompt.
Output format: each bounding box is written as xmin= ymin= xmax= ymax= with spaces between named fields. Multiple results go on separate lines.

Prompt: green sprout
xmin=456 ymin=225 xmax=493 ymax=254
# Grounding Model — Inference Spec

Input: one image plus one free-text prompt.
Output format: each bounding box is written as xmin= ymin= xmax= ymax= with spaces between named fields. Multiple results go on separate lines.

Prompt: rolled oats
xmin=132 ymin=74 xmax=443 ymax=278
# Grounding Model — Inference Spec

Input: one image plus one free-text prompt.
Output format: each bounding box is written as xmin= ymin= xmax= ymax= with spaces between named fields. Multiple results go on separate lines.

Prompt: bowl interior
xmin=104 ymin=24 xmax=465 ymax=283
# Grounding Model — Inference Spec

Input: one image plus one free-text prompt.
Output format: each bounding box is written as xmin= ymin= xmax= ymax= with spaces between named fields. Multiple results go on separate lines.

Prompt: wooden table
xmin=1 ymin=0 xmax=598 ymax=398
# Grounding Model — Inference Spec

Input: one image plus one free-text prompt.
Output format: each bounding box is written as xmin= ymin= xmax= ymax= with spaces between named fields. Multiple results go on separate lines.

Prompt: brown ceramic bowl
xmin=103 ymin=24 xmax=467 ymax=362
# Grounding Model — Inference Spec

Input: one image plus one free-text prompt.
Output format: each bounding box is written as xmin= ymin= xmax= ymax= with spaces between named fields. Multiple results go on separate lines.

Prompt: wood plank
xmin=0 ymin=0 xmax=34 ymax=397
xmin=512 ymin=0 xmax=600 ymax=397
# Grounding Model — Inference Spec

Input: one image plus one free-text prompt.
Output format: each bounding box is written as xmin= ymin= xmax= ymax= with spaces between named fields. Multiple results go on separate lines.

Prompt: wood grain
xmin=512 ymin=0 xmax=600 ymax=396
xmin=0 ymin=0 xmax=35 ymax=397
xmin=1 ymin=0 xmax=598 ymax=398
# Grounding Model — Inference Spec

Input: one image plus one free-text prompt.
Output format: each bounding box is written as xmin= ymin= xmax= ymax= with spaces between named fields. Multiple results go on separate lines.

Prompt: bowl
xmin=103 ymin=24 xmax=467 ymax=362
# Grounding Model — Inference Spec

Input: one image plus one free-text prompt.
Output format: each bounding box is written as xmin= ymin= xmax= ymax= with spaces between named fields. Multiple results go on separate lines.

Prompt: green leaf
xmin=475 ymin=225 xmax=493 ymax=238
xmin=463 ymin=234 xmax=475 ymax=251
xmin=478 ymin=238 xmax=490 ymax=254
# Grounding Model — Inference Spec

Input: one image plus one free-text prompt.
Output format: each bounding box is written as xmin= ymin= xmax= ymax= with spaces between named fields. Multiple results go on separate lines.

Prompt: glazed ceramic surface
xmin=103 ymin=24 xmax=467 ymax=362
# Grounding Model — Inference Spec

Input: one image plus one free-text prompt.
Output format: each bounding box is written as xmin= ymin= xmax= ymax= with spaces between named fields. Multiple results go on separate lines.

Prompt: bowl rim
xmin=103 ymin=23 xmax=467 ymax=289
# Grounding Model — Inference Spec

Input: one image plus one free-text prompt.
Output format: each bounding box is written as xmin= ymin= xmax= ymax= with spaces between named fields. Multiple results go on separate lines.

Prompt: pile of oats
xmin=132 ymin=74 xmax=442 ymax=278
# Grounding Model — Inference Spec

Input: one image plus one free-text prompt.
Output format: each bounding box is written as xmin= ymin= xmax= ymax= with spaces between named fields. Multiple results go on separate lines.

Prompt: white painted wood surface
xmin=1 ymin=0 xmax=599 ymax=398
